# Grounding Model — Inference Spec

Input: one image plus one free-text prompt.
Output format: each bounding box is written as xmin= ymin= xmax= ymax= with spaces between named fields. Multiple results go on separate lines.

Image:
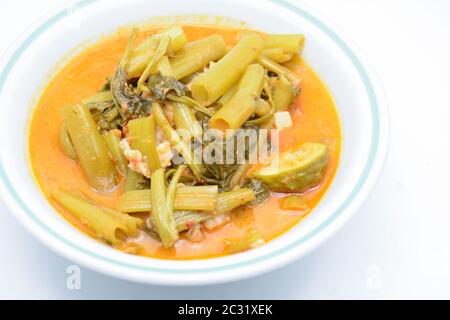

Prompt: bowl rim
xmin=0 ymin=0 xmax=389 ymax=285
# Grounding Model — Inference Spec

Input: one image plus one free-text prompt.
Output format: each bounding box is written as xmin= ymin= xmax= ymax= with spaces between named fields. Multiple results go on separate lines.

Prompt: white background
xmin=0 ymin=0 xmax=449 ymax=299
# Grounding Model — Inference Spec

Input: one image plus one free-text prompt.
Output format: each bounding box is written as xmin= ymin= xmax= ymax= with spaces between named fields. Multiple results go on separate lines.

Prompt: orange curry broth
xmin=29 ymin=24 xmax=341 ymax=260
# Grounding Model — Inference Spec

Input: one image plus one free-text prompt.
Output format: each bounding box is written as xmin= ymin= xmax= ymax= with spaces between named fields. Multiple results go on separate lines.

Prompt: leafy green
xmin=132 ymin=174 xmax=151 ymax=190
xmin=111 ymin=65 xmax=153 ymax=120
xmin=144 ymin=73 xmax=187 ymax=101
xmin=109 ymin=71 xmax=188 ymax=127
xmin=243 ymin=179 xmax=270 ymax=205
xmin=87 ymin=101 xmax=123 ymax=132
xmin=109 ymin=30 xmax=186 ymax=122
xmin=110 ymin=28 xmax=154 ymax=121
xmin=202 ymin=131 xmax=241 ymax=190
xmin=201 ymin=122 xmax=268 ymax=191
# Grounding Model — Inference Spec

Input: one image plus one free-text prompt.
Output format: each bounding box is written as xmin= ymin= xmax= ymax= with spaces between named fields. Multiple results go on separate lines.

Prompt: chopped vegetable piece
xmin=137 ymin=35 xmax=171 ymax=93
xmin=58 ymin=125 xmax=78 ymax=160
xmin=51 ymin=189 xmax=142 ymax=245
xmin=81 ymin=91 xmax=113 ymax=104
xmin=279 ymin=195 xmax=309 ymax=211
xmin=127 ymin=115 xmax=161 ymax=173
xmin=242 ymin=179 xmax=270 ymax=206
xmin=191 ymin=34 xmax=264 ymax=105
xmin=111 ymin=28 xmax=153 ymax=119
xmin=153 ymin=102 xmax=203 ymax=180
xmin=151 ymin=168 xmax=179 ymax=248
xmin=255 ymin=98 xmax=272 ymax=117
xmin=128 ymin=26 xmax=188 ymax=78
xmin=270 ymin=75 xmax=296 ymax=112
xmin=261 ymin=48 xmax=293 ymax=63
xmin=171 ymin=34 xmax=227 ymax=80
xmin=156 ymin=56 xmax=174 ymax=77
xmin=119 ymin=186 xmax=218 ymax=213
xmin=209 ymin=64 xmax=266 ymax=131
xmin=166 ymin=165 xmax=187 ymax=215
xmin=173 ymin=102 xmax=203 ymax=141
xmin=124 ymin=169 xmax=150 ymax=192
xmin=264 ymin=34 xmax=305 ymax=54
xmin=257 ymin=55 xmax=301 ymax=91
xmin=252 ymin=142 xmax=329 ymax=192
xmin=147 ymin=211 xmax=211 ymax=233
xmin=167 ymin=94 xmax=213 ymax=117
xmin=103 ymin=129 xmax=128 ymax=176
xmin=217 ymin=188 xmax=256 ymax=214
xmin=61 ymin=104 xmax=117 ymax=191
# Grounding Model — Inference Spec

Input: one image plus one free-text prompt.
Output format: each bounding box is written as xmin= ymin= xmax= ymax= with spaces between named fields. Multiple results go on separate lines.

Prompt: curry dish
xmin=29 ymin=24 xmax=341 ymax=259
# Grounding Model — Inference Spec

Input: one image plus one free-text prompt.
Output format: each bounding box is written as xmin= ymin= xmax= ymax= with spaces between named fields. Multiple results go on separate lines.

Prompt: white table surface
xmin=0 ymin=0 xmax=449 ymax=300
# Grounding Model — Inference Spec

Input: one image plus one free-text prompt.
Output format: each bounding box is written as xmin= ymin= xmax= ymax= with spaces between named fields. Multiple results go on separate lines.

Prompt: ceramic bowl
xmin=0 ymin=0 xmax=388 ymax=285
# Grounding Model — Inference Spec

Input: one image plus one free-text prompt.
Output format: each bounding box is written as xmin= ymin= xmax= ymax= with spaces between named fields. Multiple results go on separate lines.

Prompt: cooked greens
xmin=52 ymin=25 xmax=330 ymax=252
xmin=243 ymin=179 xmax=270 ymax=206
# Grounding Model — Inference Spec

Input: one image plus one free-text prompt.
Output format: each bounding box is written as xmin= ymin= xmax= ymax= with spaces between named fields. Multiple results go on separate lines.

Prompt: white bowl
xmin=0 ymin=0 xmax=388 ymax=285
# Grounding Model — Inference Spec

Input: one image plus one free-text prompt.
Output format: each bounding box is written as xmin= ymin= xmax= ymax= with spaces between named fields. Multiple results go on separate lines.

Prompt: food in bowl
xmin=29 ymin=23 xmax=341 ymax=259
